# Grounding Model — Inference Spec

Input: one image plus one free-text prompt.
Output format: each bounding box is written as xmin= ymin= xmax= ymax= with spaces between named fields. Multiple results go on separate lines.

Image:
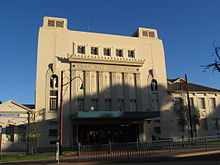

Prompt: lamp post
xmin=59 ymin=70 xmax=84 ymax=155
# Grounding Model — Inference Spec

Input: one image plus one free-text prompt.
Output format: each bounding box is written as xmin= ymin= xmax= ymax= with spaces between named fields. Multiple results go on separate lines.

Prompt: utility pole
xmin=185 ymin=74 xmax=193 ymax=139
xmin=59 ymin=71 xmax=64 ymax=155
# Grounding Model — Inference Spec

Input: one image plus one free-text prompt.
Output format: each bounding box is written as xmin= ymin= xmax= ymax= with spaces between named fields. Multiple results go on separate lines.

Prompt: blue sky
xmin=0 ymin=0 xmax=220 ymax=104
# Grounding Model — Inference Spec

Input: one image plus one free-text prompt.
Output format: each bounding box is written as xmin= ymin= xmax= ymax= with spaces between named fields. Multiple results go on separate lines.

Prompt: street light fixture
xmin=59 ymin=70 xmax=84 ymax=155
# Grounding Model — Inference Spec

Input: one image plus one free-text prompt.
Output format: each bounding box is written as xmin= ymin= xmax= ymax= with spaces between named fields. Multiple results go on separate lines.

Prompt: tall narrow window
xmin=174 ymin=97 xmax=182 ymax=109
xmin=6 ymin=125 xmax=14 ymax=142
xmin=105 ymin=99 xmax=111 ymax=111
xmin=130 ymin=99 xmax=136 ymax=111
xmin=50 ymin=90 xmax=58 ymax=111
xmin=77 ymin=99 xmax=84 ymax=111
xmin=212 ymin=118 xmax=219 ymax=130
xmin=118 ymin=99 xmax=124 ymax=111
xmin=189 ymin=98 xmax=194 ymax=108
xmin=91 ymin=99 xmax=98 ymax=111
xmin=199 ymin=98 xmax=205 ymax=109
xmin=209 ymin=98 xmax=216 ymax=110
xmin=200 ymin=118 xmax=208 ymax=130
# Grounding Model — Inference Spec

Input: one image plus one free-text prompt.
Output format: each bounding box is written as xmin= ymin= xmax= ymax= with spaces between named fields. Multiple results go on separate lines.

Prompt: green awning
xmin=71 ymin=111 xmax=160 ymax=120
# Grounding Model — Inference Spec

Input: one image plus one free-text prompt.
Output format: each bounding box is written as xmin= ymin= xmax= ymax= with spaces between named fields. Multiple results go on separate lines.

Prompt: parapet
xmin=132 ymin=27 xmax=158 ymax=38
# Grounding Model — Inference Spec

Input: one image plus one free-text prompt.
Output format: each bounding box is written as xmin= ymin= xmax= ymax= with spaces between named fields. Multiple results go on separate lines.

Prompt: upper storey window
xmin=48 ymin=19 xmax=64 ymax=28
xmin=116 ymin=49 xmax=123 ymax=57
xmin=48 ymin=20 xmax=55 ymax=27
xmin=128 ymin=50 xmax=135 ymax=58
xmin=104 ymin=48 xmax=111 ymax=56
xmin=91 ymin=47 xmax=98 ymax=55
xmin=142 ymin=30 xmax=155 ymax=38
xmin=78 ymin=46 xmax=85 ymax=54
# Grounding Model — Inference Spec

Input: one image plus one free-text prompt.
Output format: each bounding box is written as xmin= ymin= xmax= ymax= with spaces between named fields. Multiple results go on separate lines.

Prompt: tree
xmin=202 ymin=41 xmax=220 ymax=72
xmin=174 ymin=97 xmax=200 ymax=138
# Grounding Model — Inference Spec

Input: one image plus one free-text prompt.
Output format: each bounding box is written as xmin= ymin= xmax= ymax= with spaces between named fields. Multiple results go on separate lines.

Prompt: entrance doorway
xmin=78 ymin=124 xmax=138 ymax=145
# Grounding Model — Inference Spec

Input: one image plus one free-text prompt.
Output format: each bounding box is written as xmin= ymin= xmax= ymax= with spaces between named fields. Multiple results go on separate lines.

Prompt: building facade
xmin=35 ymin=16 xmax=172 ymax=149
xmin=167 ymin=78 xmax=220 ymax=140
xmin=0 ymin=100 xmax=34 ymax=151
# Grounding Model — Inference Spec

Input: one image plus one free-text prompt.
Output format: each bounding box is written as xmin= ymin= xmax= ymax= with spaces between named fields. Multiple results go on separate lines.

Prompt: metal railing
xmin=74 ymin=135 xmax=220 ymax=161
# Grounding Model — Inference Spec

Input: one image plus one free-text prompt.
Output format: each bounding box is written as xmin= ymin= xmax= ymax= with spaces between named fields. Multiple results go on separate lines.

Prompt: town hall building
xmin=35 ymin=16 xmax=172 ymax=150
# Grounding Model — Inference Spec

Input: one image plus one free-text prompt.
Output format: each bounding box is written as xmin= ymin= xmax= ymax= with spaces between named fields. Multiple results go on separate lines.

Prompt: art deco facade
xmin=35 ymin=16 xmax=171 ymax=149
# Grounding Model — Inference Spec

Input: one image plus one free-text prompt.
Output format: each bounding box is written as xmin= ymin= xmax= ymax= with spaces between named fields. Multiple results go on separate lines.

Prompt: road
xmin=1 ymin=153 xmax=220 ymax=165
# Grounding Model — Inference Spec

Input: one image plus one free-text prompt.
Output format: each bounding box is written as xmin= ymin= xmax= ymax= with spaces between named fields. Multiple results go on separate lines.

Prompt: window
xmin=176 ymin=119 xmax=185 ymax=132
xmin=104 ymin=48 xmax=111 ymax=56
xmin=142 ymin=31 xmax=148 ymax=36
xmin=200 ymin=119 xmax=208 ymax=130
xmin=105 ymin=99 xmax=111 ymax=111
xmin=118 ymin=99 xmax=124 ymax=111
xmin=212 ymin=118 xmax=219 ymax=130
xmin=142 ymin=30 xmax=155 ymax=37
xmin=77 ymin=99 xmax=84 ymax=111
xmin=149 ymin=31 xmax=155 ymax=37
xmin=6 ymin=125 xmax=14 ymax=142
xmin=49 ymin=97 xmax=58 ymax=111
xmin=78 ymin=46 xmax=85 ymax=54
xmin=91 ymin=47 xmax=98 ymax=55
xmin=130 ymin=99 xmax=136 ymax=111
xmin=18 ymin=125 xmax=26 ymax=142
xmin=154 ymin=127 xmax=161 ymax=134
xmin=49 ymin=129 xmax=58 ymax=137
xmin=128 ymin=50 xmax=135 ymax=58
xmin=48 ymin=20 xmax=55 ymax=27
xmin=189 ymin=98 xmax=194 ymax=108
xmin=209 ymin=98 xmax=216 ymax=110
xmin=48 ymin=20 xmax=64 ymax=28
xmin=174 ymin=97 xmax=182 ymax=109
xmin=116 ymin=49 xmax=123 ymax=57
xmin=199 ymin=98 xmax=206 ymax=109
xmin=50 ymin=90 xmax=58 ymax=96
xmin=56 ymin=21 xmax=64 ymax=28
xmin=91 ymin=99 xmax=98 ymax=111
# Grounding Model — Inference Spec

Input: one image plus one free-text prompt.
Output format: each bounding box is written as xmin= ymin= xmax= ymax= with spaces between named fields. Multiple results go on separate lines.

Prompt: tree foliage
xmin=174 ymin=97 xmax=200 ymax=137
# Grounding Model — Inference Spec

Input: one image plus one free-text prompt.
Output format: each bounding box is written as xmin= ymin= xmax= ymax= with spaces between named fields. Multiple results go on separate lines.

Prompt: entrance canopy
xmin=71 ymin=111 xmax=160 ymax=121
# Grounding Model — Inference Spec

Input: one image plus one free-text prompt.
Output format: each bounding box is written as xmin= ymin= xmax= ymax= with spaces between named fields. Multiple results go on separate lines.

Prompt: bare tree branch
xmin=201 ymin=41 xmax=220 ymax=72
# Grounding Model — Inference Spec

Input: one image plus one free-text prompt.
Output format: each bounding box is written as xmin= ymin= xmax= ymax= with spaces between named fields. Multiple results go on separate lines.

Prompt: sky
xmin=0 ymin=0 xmax=220 ymax=104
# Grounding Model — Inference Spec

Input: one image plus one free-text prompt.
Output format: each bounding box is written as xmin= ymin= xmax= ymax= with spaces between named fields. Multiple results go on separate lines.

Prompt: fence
xmin=74 ymin=135 xmax=220 ymax=161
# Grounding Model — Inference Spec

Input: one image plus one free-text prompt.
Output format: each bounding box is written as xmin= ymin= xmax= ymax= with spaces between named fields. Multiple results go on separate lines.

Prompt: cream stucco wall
xmin=36 ymin=16 xmax=171 ymax=148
